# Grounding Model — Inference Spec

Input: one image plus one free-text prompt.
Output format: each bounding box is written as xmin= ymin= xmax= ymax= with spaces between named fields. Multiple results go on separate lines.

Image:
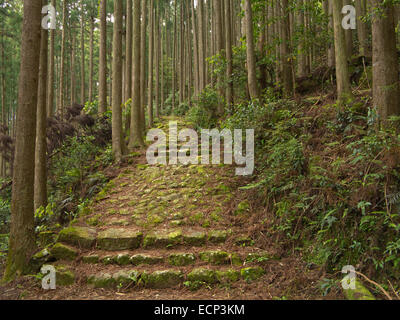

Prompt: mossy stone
xmin=182 ymin=231 xmax=206 ymax=246
xmin=50 ymin=243 xmax=78 ymax=261
xmin=56 ymin=266 xmax=75 ymax=286
xmin=30 ymin=248 xmax=53 ymax=272
xmin=216 ymin=269 xmax=241 ymax=283
xmin=114 ymin=253 xmax=131 ymax=265
xmin=57 ymin=226 xmax=96 ymax=248
xmin=207 ymin=230 xmax=228 ymax=244
xmin=113 ymin=270 xmax=140 ymax=287
xmin=100 ymin=255 xmax=114 ymax=265
xmin=199 ymin=251 xmax=230 ymax=265
xmin=87 ymin=273 xmax=117 ymax=288
xmin=235 ymin=236 xmax=254 ymax=247
xmin=143 ymin=230 xmax=182 ymax=248
xmin=82 ymin=255 xmax=99 ymax=264
xmin=241 ymin=267 xmax=265 ymax=282
xmin=187 ymin=268 xmax=218 ymax=284
xmin=38 ymin=231 xmax=56 ymax=247
xmin=343 ymin=278 xmax=375 ymax=300
xmin=142 ymin=270 xmax=183 ymax=289
xmin=130 ymin=254 xmax=164 ymax=265
xmin=168 ymin=253 xmax=196 ymax=266
xmin=97 ymin=228 xmax=143 ymax=250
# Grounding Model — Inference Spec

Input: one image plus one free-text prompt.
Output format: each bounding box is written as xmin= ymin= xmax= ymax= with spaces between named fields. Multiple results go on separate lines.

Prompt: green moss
xmin=97 ymin=228 xmax=143 ymax=250
xmin=56 ymin=266 xmax=75 ymax=286
xmin=114 ymin=253 xmax=131 ymax=265
xmin=207 ymin=230 xmax=228 ymax=244
xmin=130 ymin=254 xmax=164 ymax=265
xmin=216 ymin=269 xmax=241 ymax=283
xmin=87 ymin=273 xmax=117 ymax=288
xmin=141 ymin=270 xmax=183 ymax=289
xmin=343 ymin=279 xmax=375 ymax=300
xmin=241 ymin=267 xmax=265 ymax=282
xmin=168 ymin=253 xmax=196 ymax=266
xmin=187 ymin=268 xmax=218 ymax=284
xmin=183 ymin=231 xmax=206 ymax=246
xmin=82 ymin=255 xmax=99 ymax=264
xmin=57 ymin=226 xmax=96 ymax=248
xmin=37 ymin=231 xmax=56 ymax=247
xmin=199 ymin=251 xmax=230 ymax=265
xmin=50 ymin=243 xmax=78 ymax=261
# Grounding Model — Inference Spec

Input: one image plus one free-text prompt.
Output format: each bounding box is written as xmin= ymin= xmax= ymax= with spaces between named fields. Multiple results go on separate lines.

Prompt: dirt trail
xmin=0 ymin=117 xmax=333 ymax=300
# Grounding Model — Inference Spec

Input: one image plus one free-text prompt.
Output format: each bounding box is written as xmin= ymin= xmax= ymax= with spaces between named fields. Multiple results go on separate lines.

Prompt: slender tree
xmin=112 ymin=0 xmax=124 ymax=161
xmin=3 ymin=0 xmax=42 ymax=281
xmin=99 ymin=0 xmax=107 ymax=113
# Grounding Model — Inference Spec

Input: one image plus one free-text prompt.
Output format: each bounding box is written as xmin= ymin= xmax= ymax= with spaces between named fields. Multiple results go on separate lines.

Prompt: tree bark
xmin=34 ymin=0 xmax=48 ymax=213
xmin=244 ymin=0 xmax=259 ymax=100
xmin=3 ymin=0 xmax=42 ymax=281
xmin=112 ymin=0 xmax=124 ymax=162
xmin=371 ymin=0 xmax=400 ymax=126
xmin=99 ymin=0 xmax=107 ymax=113
xmin=129 ymin=0 xmax=144 ymax=148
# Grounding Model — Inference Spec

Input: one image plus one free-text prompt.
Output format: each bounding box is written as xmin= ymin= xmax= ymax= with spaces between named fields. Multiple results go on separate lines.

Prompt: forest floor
xmin=0 ymin=117 xmax=342 ymax=300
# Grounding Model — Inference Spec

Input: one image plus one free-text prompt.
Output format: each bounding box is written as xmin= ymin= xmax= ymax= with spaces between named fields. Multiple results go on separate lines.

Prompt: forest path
xmin=17 ymin=117 xmax=325 ymax=300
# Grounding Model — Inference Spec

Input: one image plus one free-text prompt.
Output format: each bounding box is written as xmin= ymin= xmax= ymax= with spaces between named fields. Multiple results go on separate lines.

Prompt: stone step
xmin=55 ymin=226 xmax=252 ymax=251
xmin=84 ymin=265 xmax=267 ymax=290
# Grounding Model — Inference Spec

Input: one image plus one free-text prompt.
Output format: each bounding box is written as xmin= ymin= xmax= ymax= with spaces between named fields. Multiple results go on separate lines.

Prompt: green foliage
xmin=223 ymin=95 xmax=400 ymax=282
xmin=186 ymin=86 xmax=221 ymax=130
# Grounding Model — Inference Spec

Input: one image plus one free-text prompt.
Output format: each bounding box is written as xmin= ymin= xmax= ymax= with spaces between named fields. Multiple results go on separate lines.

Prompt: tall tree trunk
xmin=327 ymin=0 xmax=336 ymax=68
xmin=88 ymin=16 xmax=94 ymax=103
xmin=139 ymin=0 xmax=147 ymax=132
xmin=112 ymin=0 xmax=124 ymax=161
xmin=225 ymin=0 xmax=233 ymax=109
xmin=125 ymin=0 xmax=133 ymax=132
xmin=172 ymin=0 xmax=177 ymax=110
xmin=332 ymin=0 xmax=352 ymax=102
xmin=147 ymin=0 xmax=154 ymax=127
xmin=371 ymin=0 xmax=400 ymax=126
xmin=297 ymin=0 xmax=307 ymax=77
xmin=129 ymin=0 xmax=144 ymax=148
xmin=191 ymin=0 xmax=199 ymax=96
xmin=70 ymin=32 xmax=76 ymax=105
xmin=80 ymin=1 xmax=85 ymax=104
xmin=244 ymin=0 xmax=259 ymax=100
xmin=3 ymin=0 xmax=42 ymax=281
xmin=99 ymin=0 xmax=107 ymax=113
xmin=198 ymin=0 xmax=206 ymax=92
xmin=343 ymin=0 xmax=354 ymax=58
xmin=280 ymin=0 xmax=294 ymax=97
xmin=59 ymin=0 xmax=67 ymax=117
xmin=155 ymin=2 xmax=160 ymax=118
xmin=47 ymin=0 xmax=56 ymax=117
xmin=35 ymin=0 xmax=48 ymax=213
xmin=355 ymin=0 xmax=369 ymax=57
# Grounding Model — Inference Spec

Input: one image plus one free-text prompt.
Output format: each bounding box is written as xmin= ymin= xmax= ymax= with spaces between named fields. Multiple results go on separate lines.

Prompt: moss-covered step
xmin=87 ymin=270 xmax=140 ymax=289
xmin=187 ymin=268 xmax=218 ymax=284
xmin=141 ymin=270 xmax=184 ymax=289
xmin=182 ymin=231 xmax=206 ymax=246
xmin=57 ymin=226 xmax=96 ymax=248
xmin=207 ymin=230 xmax=229 ymax=244
xmin=130 ymin=254 xmax=164 ymax=266
xmin=55 ymin=265 xmax=75 ymax=286
xmin=97 ymin=228 xmax=143 ymax=250
xmin=50 ymin=243 xmax=78 ymax=261
xmin=168 ymin=253 xmax=196 ymax=266
xmin=143 ymin=230 xmax=182 ymax=248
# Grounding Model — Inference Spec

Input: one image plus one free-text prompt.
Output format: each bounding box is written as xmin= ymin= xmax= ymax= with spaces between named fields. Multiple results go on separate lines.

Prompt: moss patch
xmin=57 ymin=226 xmax=96 ymax=248
xmin=97 ymin=228 xmax=143 ymax=250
